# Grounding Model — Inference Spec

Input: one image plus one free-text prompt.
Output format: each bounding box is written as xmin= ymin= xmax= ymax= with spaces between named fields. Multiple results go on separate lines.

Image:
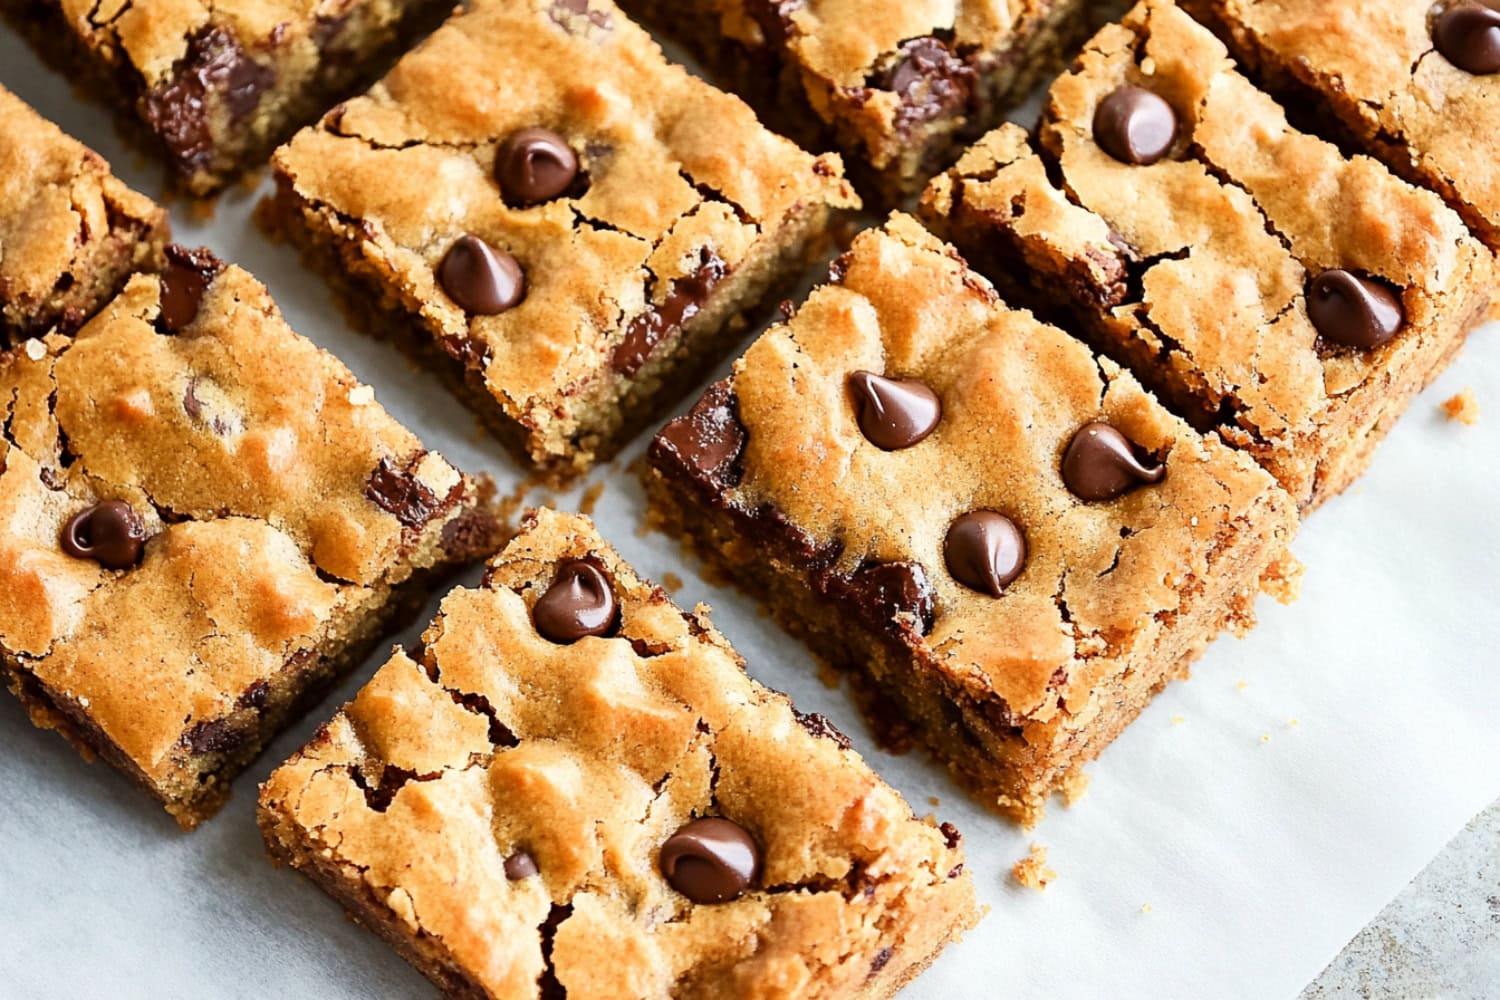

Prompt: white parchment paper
xmin=1 ymin=24 xmax=1497 ymax=1000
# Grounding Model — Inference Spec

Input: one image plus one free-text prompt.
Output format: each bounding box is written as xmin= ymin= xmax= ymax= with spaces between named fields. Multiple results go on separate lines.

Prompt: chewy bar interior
xmin=0 ymin=251 xmax=501 ymax=828
xmin=2 ymin=0 xmax=452 ymax=194
xmin=920 ymin=0 xmax=1494 ymax=511
xmin=259 ymin=508 xmax=977 ymax=998
xmin=265 ymin=0 xmax=858 ymax=484
xmin=645 ymin=216 xmax=1300 ymax=824
xmin=1184 ymin=0 xmax=1500 ymax=254
xmin=0 ymin=85 xmax=167 ymax=344
xmin=618 ymin=0 xmax=1094 ymax=205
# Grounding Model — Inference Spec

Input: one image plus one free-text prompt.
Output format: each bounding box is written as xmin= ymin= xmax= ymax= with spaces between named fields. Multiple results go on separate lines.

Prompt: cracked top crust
xmin=1028 ymin=0 xmax=1487 ymax=443
xmin=272 ymin=0 xmax=855 ymax=424
xmin=0 ymin=263 xmax=478 ymax=785
xmin=699 ymin=216 xmax=1291 ymax=722
xmin=260 ymin=508 xmax=976 ymax=999
xmin=0 ymin=85 xmax=167 ymax=338
xmin=1195 ymin=0 xmax=1500 ymax=246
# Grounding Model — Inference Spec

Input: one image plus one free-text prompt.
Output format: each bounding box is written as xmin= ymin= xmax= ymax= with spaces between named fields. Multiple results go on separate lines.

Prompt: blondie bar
xmin=260 ymin=508 xmax=976 ymax=998
xmin=0 ymin=249 xmax=500 ymax=828
xmin=0 ymin=85 xmax=167 ymax=344
xmin=2 ymin=0 xmax=451 ymax=194
xmin=265 ymin=0 xmax=856 ymax=485
xmin=1185 ymin=0 xmax=1500 ymax=253
xmin=921 ymin=0 xmax=1493 ymax=510
xmin=645 ymin=216 xmax=1300 ymax=823
xmin=619 ymin=0 xmax=1093 ymax=205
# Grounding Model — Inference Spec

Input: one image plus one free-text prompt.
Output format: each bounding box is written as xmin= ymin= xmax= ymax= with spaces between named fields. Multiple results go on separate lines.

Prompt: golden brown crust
xmin=0 ymin=85 xmax=168 ymax=342
xmin=0 ymin=265 xmax=499 ymax=826
xmin=260 ymin=508 xmax=977 ymax=999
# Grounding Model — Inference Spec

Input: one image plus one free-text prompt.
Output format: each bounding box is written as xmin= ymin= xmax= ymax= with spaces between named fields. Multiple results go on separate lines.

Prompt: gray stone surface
xmin=1302 ymin=800 xmax=1500 ymax=999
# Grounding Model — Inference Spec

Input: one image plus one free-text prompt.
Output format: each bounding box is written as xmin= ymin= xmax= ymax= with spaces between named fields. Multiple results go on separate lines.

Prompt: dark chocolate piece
xmin=847 ymin=371 xmax=941 ymax=450
xmin=825 ymin=560 xmax=936 ymax=638
xmin=881 ymin=37 xmax=975 ymax=134
xmin=1435 ymin=2 xmax=1500 ymax=75
xmin=496 ymin=127 xmax=579 ymax=206
xmin=142 ymin=28 xmax=273 ymax=174
xmin=438 ymin=235 xmax=526 ymax=315
xmin=365 ymin=456 xmax=442 ymax=528
xmin=659 ymin=817 xmax=761 ymax=903
xmin=943 ymin=511 xmax=1026 ymax=597
xmin=1061 ymin=422 xmax=1165 ymax=501
xmin=648 ymin=380 xmax=747 ymax=495
xmin=613 ymin=250 xmax=728 ymax=376
xmin=793 ymin=709 xmax=854 ymax=750
xmin=1307 ymin=270 xmax=1404 ymax=349
xmin=158 ymin=245 xmax=226 ymax=333
xmin=1093 ymin=86 xmax=1177 ymax=165
xmin=504 ymin=851 xmax=539 ymax=880
xmin=60 ymin=500 xmax=148 ymax=570
xmin=532 ymin=558 xmax=619 ymax=644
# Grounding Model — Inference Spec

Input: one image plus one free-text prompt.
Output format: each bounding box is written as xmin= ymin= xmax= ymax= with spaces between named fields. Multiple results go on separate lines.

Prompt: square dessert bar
xmin=0 ymin=85 xmax=167 ymax=344
xmin=265 ymin=0 xmax=858 ymax=484
xmin=645 ymin=216 xmax=1300 ymax=824
xmin=1185 ymin=0 xmax=1500 ymax=254
xmin=260 ymin=508 xmax=977 ymax=998
xmin=2 ymin=0 xmax=452 ymax=194
xmin=619 ymin=0 xmax=1094 ymax=204
xmin=920 ymin=0 xmax=1493 ymax=510
xmin=0 ymin=248 xmax=501 ymax=828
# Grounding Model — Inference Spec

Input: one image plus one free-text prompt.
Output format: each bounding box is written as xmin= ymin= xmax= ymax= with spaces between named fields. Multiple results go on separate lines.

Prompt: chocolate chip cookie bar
xmin=1 ymin=85 xmax=167 ymax=344
xmin=2 ymin=0 xmax=451 ymax=194
xmin=618 ymin=0 xmax=1093 ymax=205
xmin=260 ymin=508 xmax=977 ymax=997
xmin=0 ymin=248 xmax=501 ymax=828
xmin=645 ymin=215 xmax=1300 ymax=824
xmin=1184 ymin=0 xmax=1500 ymax=253
xmin=920 ymin=0 xmax=1493 ymax=510
xmin=263 ymin=0 xmax=857 ymax=485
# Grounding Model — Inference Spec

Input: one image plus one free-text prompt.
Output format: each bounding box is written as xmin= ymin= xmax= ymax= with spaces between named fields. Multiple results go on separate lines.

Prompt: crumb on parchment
xmin=1060 ymin=768 xmax=1089 ymax=807
xmin=661 ymin=571 xmax=684 ymax=593
xmin=1441 ymin=388 xmax=1479 ymax=426
xmin=579 ymin=481 xmax=605 ymax=516
xmin=1013 ymin=844 xmax=1056 ymax=891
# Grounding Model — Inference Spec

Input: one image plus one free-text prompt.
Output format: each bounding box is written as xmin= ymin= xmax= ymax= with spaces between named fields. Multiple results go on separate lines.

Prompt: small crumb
xmin=187 ymin=197 xmax=216 ymax=223
xmin=1171 ymin=714 xmax=1185 ymax=726
xmin=347 ymin=384 xmax=375 ymax=406
xmin=1236 ymin=680 xmax=1249 ymax=691
xmin=1189 ymin=515 xmax=1199 ymax=527
xmin=1012 ymin=844 xmax=1056 ymax=891
xmin=1140 ymin=56 xmax=1157 ymax=75
xmin=1060 ymin=768 xmax=1090 ymax=807
xmin=1288 ymin=718 xmax=1299 ymax=727
xmin=578 ymin=481 xmax=605 ymax=516
xmin=1140 ymin=903 xmax=1153 ymax=914
xmin=1260 ymin=734 xmax=1271 ymax=744
xmin=23 ymin=338 xmax=46 ymax=361
xmin=816 ymin=658 xmax=842 ymax=690
xmin=1441 ymin=388 xmax=1480 ymax=426
xmin=661 ymin=571 xmax=684 ymax=593
xmin=927 ymin=796 xmax=941 ymax=807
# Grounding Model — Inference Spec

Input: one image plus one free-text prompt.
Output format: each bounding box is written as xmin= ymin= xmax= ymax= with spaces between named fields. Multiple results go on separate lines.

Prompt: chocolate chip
xmin=60 ymin=501 xmax=148 ymax=570
xmin=142 ymin=28 xmax=272 ymax=174
xmin=826 ymin=560 xmax=936 ymax=637
xmin=182 ymin=716 xmax=249 ymax=755
xmin=650 ymin=380 xmax=746 ymax=495
xmin=496 ymin=128 xmax=579 ymax=206
xmin=659 ymin=817 xmax=761 ymax=903
xmin=504 ymin=850 xmax=539 ymax=880
xmin=365 ymin=456 xmax=441 ymax=528
xmin=1062 ymin=422 xmax=1166 ymax=501
xmin=939 ymin=821 xmax=961 ymax=849
xmin=880 ymin=37 xmax=974 ymax=135
xmin=158 ymin=245 xmax=226 ymax=332
xmin=944 ymin=511 xmax=1026 ymax=597
xmin=793 ymin=709 xmax=853 ymax=750
xmin=1093 ymin=86 xmax=1177 ymax=165
xmin=533 ymin=558 xmax=619 ymax=644
xmin=438 ymin=235 xmax=526 ymax=315
xmin=847 ymin=371 xmax=941 ymax=450
xmin=1307 ymin=270 xmax=1404 ymax=349
xmin=745 ymin=0 xmax=801 ymax=45
xmin=613 ymin=250 xmax=729 ymax=376
xmin=869 ymin=947 xmax=894 ymax=976
xmin=1435 ymin=2 xmax=1500 ymax=74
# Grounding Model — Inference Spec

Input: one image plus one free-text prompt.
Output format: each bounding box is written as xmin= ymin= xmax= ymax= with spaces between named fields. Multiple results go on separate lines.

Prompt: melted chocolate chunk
xmin=847 ymin=371 xmax=942 ymax=450
xmin=504 ymin=851 xmax=540 ymax=880
xmin=1093 ymin=86 xmax=1177 ymax=165
xmin=824 ymin=560 xmax=936 ymax=638
xmin=158 ymin=245 xmax=226 ymax=333
xmin=365 ymin=456 xmax=441 ymax=528
xmin=533 ymin=558 xmax=620 ymax=644
xmin=437 ymin=332 xmax=493 ymax=371
xmin=60 ymin=501 xmax=148 ymax=570
xmin=613 ymin=250 xmax=729 ymax=376
xmin=1307 ymin=269 xmax=1405 ymax=349
xmin=648 ymin=380 xmax=746 ymax=495
xmin=880 ymin=37 xmax=975 ymax=135
xmin=496 ymin=127 xmax=580 ymax=206
xmin=745 ymin=0 xmax=803 ymax=45
xmin=660 ymin=817 xmax=761 ymax=903
xmin=142 ymin=28 xmax=273 ymax=173
xmin=939 ymin=821 xmax=962 ymax=849
xmin=793 ymin=708 xmax=854 ymax=750
xmin=1435 ymin=2 xmax=1500 ymax=74
xmin=1061 ymin=421 xmax=1166 ymax=501
xmin=438 ymin=235 xmax=526 ymax=315
xmin=944 ymin=511 xmax=1026 ymax=597
xmin=182 ymin=716 xmax=250 ymax=755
